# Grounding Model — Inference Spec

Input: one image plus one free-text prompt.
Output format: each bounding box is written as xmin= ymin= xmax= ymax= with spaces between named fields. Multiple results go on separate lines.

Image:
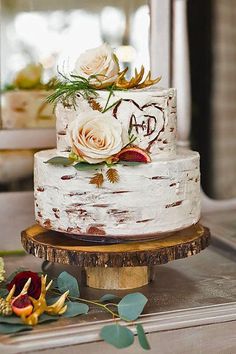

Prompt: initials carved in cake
xmin=113 ymin=99 xmax=165 ymax=151
xmin=129 ymin=114 xmax=157 ymax=137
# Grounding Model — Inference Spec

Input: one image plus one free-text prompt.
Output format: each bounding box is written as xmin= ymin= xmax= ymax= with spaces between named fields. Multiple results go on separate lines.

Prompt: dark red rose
xmin=7 ymin=271 xmax=41 ymax=299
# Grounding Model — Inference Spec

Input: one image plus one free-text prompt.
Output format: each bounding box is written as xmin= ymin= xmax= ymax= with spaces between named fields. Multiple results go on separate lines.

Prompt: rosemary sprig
xmin=47 ymin=73 xmax=98 ymax=109
xmin=102 ymin=99 xmax=121 ymax=113
xmin=102 ymin=84 xmax=115 ymax=112
xmin=122 ymin=134 xmax=137 ymax=149
xmin=47 ymin=70 xmax=124 ymax=112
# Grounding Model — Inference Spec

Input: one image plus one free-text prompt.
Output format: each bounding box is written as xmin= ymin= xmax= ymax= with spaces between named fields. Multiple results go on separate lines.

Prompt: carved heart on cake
xmin=112 ymin=99 xmax=165 ymax=151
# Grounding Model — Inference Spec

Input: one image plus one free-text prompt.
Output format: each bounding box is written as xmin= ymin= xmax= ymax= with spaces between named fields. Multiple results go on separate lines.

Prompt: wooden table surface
xmin=0 ymin=192 xmax=235 ymax=354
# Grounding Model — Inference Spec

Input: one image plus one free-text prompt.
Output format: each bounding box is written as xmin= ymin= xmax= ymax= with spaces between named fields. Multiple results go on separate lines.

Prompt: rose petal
xmin=67 ymin=110 xmax=127 ymax=164
xmin=73 ymin=43 xmax=119 ymax=87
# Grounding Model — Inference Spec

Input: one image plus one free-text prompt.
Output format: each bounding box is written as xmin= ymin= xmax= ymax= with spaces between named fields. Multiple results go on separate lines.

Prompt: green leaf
xmin=57 ymin=271 xmax=80 ymax=297
xmin=73 ymin=162 xmax=103 ymax=171
xmin=0 ymin=313 xmax=59 ymax=327
xmin=100 ymin=324 xmax=134 ymax=349
xmin=118 ymin=293 xmax=148 ymax=321
xmin=48 ymin=278 xmax=58 ymax=291
xmin=44 ymin=156 xmax=73 ymax=166
xmin=39 ymin=313 xmax=60 ymax=323
xmin=136 ymin=324 xmax=151 ymax=350
xmin=62 ymin=301 xmax=89 ymax=318
xmin=46 ymin=295 xmax=61 ymax=305
xmin=0 ymin=288 xmax=8 ymax=297
xmin=119 ymin=161 xmax=142 ymax=166
xmin=0 ymin=322 xmax=32 ymax=334
xmin=0 ymin=315 xmax=22 ymax=324
xmin=99 ymin=294 xmax=120 ymax=303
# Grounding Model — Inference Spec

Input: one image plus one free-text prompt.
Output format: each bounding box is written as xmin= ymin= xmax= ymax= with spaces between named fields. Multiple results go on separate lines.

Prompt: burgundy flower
xmin=7 ymin=271 xmax=41 ymax=299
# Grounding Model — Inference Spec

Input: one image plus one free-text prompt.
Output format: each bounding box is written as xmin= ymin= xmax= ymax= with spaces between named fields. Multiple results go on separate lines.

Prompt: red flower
xmin=7 ymin=271 xmax=41 ymax=299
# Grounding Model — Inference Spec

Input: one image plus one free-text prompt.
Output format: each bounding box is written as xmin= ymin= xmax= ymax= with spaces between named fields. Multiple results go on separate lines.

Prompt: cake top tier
xmin=48 ymin=43 xmax=177 ymax=167
xmin=56 ymin=86 xmax=177 ymax=160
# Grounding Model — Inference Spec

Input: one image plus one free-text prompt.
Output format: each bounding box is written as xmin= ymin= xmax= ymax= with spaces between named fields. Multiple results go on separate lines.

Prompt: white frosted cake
xmin=1 ymin=90 xmax=55 ymax=129
xmin=34 ymin=44 xmax=200 ymax=238
xmin=1 ymin=64 xmax=55 ymax=129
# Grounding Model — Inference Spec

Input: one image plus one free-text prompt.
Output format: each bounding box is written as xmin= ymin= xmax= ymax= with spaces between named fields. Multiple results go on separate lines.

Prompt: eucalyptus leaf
xmin=44 ymin=156 xmax=73 ymax=166
xmin=46 ymin=296 xmax=61 ymax=306
xmin=119 ymin=161 xmax=142 ymax=167
xmin=0 ymin=315 xmax=22 ymax=324
xmin=62 ymin=301 xmax=89 ymax=318
xmin=99 ymin=294 xmax=120 ymax=303
xmin=73 ymin=162 xmax=103 ymax=171
xmin=0 ymin=313 xmax=59 ymax=326
xmin=57 ymin=271 xmax=80 ymax=297
xmin=39 ymin=313 xmax=60 ymax=323
xmin=0 ymin=288 xmax=8 ymax=297
xmin=49 ymin=278 xmax=58 ymax=290
xmin=136 ymin=324 xmax=151 ymax=350
xmin=0 ymin=322 xmax=32 ymax=334
xmin=100 ymin=324 xmax=134 ymax=349
xmin=118 ymin=293 xmax=148 ymax=321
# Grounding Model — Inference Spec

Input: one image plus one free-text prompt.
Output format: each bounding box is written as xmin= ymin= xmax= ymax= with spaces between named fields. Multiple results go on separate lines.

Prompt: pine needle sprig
xmin=122 ymin=134 xmax=138 ymax=150
xmin=46 ymin=69 xmax=125 ymax=111
xmin=47 ymin=71 xmax=99 ymax=108
xmin=102 ymin=84 xmax=115 ymax=112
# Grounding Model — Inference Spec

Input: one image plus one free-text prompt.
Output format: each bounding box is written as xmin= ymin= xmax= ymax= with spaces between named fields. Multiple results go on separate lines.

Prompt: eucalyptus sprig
xmin=0 ymin=270 xmax=151 ymax=350
xmin=52 ymin=272 xmax=150 ymax=350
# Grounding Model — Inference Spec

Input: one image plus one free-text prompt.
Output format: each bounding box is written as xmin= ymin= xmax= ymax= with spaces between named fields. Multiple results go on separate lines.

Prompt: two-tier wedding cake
xmin=34 ymin=44 xmax=200 ymax=238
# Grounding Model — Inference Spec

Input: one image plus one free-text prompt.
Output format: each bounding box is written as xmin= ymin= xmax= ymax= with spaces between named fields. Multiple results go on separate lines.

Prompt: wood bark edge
xmin=21 ymin=225 xmax=210 ymax=268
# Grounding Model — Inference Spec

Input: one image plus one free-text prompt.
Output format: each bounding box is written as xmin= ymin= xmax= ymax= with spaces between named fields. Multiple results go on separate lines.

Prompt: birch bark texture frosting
xmin=56 ymin=87 xmax=177 ymax=160
xmin=35 ymin=149 xmax=200 ymax=237
xmin=34 ymin=43 xmax=201 ymax=238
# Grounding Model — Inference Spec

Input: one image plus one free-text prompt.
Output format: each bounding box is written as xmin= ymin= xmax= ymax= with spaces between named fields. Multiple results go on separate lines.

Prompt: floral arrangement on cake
xmin=0 ymin=266 xmax=150 ymax=350
xmin=45 ymin=44 xmax=161 ymax=187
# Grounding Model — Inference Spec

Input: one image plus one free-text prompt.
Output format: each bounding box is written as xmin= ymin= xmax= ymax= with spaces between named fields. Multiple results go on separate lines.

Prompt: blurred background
xmin=0 ymin=0 xmax=236 ymax=200
xmin=0 ymin=0 xmax=150 ymax=191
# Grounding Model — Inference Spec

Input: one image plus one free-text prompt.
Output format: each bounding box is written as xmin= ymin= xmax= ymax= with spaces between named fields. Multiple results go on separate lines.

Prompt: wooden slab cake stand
xmin=21 ymin=223 xmax=210 ymax=290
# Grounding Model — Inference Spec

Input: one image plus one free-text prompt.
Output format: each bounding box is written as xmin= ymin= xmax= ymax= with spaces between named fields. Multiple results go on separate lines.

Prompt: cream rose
xmin=67 ymin=111 xmax=128 ymax=164
xmin=73 ymin=43 xmax=119 ymax=88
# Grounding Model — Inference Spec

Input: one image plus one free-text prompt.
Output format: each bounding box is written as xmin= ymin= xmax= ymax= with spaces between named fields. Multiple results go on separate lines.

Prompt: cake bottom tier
xmin=34 ymin=149 xmax=201 ymax=237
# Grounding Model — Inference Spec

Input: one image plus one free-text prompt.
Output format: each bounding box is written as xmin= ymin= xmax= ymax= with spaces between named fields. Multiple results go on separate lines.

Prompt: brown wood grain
xmin=85 ymin=266 xmax=150 ymax=290
xmin=21 ymin=223 xmax=210 ymax=268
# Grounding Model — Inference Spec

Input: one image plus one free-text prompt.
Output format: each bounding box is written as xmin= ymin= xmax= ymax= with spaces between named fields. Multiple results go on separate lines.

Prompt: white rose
xmin=67 ymin=111 xmax=128 ymax=164
xmin=73 ymin=43 xmax=119 ymax=88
